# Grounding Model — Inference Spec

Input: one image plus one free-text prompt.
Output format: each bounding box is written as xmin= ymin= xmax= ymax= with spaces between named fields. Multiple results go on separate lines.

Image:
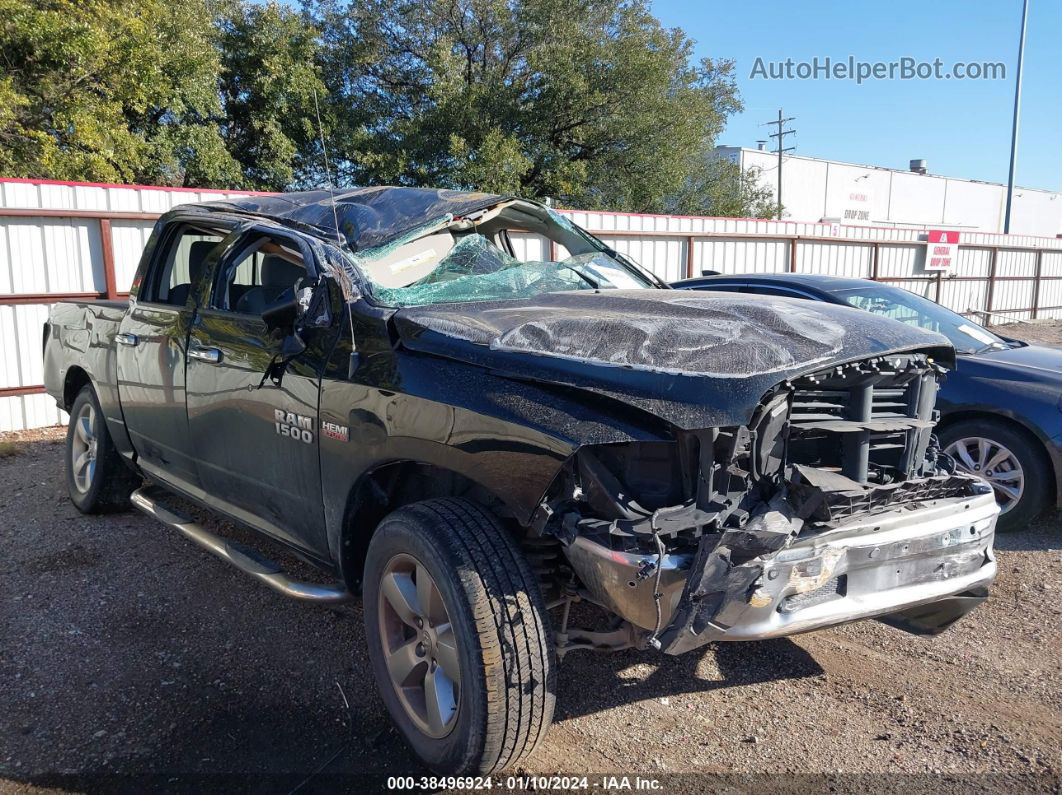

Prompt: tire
xmin=363 ymin=498 xmax=555 ymax=774
xmin=65 ymin=384 xmax=140 ymax=513
xmin=938 ymin=418 xmax=1050 ymax=533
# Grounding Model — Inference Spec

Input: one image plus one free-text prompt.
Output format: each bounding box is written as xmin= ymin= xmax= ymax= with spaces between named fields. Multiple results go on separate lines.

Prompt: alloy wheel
xmin=945 ymin=436 xmax=1024 ymax=514
xmin=70 ymin=403 xmax=98 ymax=494
xmin=377 ymin=553 xmax=461 ymax=738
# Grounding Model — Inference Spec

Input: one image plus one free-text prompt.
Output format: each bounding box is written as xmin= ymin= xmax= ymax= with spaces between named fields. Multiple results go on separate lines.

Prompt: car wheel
xmin=65 ymin=385 xmax=140 ymax=513
xmin=939 ymin=419 xmax=1049 ymax=533
xmin=363 ymin=498 xmax=555 ymax=774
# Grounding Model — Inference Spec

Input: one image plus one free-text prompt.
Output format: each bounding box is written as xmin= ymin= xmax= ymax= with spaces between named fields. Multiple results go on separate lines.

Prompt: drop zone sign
xmin=925 ymin=230 xmax=959 ymax=271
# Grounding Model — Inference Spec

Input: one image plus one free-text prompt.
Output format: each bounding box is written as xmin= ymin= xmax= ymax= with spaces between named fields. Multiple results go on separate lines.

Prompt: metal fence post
xmin=100 ymin=218 xmax=118 ymax=300
xmin=1032 ymin=249 xmax=1044 ymax=319
xmin=985 ymin=247 xmax=1000 ymax=317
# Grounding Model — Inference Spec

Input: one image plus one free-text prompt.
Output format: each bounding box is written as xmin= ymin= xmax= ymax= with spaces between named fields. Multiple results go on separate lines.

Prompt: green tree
xmin=216 ymin=1 xmax=330 ymax=190
xmin=306 ymin=0 xmax=743 ymax=212
xmin=1 ymin=0 xmax=756 ymax=214
xmin=0 ymin=0 xmax=239 ymax=185
xmin=664 ymin=157 xmax=779 ymax=219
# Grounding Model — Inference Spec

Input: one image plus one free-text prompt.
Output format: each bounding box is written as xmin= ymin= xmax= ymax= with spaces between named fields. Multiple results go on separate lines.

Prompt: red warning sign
xmin=925 ymin=230 xmax=959 ymax=271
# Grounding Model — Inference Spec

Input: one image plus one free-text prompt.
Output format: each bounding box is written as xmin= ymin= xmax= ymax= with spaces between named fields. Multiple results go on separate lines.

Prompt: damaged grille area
xmin=539 ymin=347 xmax=996 ymax=652
xmin=788 ymin=353 xmax=939 ymax=486
xmin=785 ymin=353 xmax=973 ymax=524
xmin=778 ymin=575 xmax=846 ymax=614
xmin=547 ymin=351 xmax=975 ymax=554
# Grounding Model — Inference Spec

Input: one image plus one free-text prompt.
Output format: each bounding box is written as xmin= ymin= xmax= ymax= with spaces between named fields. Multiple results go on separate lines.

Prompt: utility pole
xmin=1004 ymin=0 xmax=1030 ymax=235
xmin=764 ymin=109 xmax=796 ymax=221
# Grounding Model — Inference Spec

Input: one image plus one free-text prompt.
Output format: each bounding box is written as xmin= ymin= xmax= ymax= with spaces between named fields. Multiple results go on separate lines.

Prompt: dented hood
xmin=393 ymin=290 xmax=954 ymax=429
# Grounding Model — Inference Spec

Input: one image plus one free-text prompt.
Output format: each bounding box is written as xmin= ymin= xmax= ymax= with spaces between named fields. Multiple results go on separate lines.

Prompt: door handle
xmin=188 ymin=346 xmax=222 ymax=364
xmin=116 ymin=333 xmax=138 ymax=347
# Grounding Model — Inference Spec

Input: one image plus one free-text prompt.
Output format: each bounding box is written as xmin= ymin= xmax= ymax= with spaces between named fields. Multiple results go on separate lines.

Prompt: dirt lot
xmin=988 ymin=319 xmax=1062 ymax=346
xmin=1 ymin=426 xmax=1059 ymax=794
xmin=4 ymin=315 xmax=1062 ymax=793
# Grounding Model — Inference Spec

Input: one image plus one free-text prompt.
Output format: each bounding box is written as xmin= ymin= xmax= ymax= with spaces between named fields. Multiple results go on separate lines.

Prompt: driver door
xmin=185 ymin=228 xmax=328 ymax=557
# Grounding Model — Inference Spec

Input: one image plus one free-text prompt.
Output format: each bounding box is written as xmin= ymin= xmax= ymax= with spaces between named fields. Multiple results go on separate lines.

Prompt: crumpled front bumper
xmin=564 ymin=491 xmax=999 ymax=655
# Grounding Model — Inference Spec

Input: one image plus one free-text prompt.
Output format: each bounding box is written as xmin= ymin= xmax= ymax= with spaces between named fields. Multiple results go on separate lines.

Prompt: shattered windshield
xmin=364 ymin=233 xmax=655 ymax=307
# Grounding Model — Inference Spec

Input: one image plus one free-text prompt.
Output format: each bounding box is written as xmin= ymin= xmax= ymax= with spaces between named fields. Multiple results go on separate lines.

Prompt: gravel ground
xmin=1 ymin=427 xmax=1059 ymax=794
xmin=988 ymin=319 xmax=1062 ymax=347
xmin=4 ymin=321 xmax=1062 ymax=794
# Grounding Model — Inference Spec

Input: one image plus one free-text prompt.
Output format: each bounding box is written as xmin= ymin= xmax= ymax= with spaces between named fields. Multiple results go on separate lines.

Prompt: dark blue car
xmin=673 ymin=272 xmax=1062 ymax=532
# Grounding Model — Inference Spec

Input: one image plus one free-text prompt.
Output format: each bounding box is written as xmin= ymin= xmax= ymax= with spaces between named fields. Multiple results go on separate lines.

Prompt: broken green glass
xmin=370 ymin=234 xmax=652 ymax=307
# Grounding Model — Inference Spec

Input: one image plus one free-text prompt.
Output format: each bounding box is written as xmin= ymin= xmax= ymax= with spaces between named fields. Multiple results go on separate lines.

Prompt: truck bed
xmin=43 ymin=299 xmax=132 ymax=441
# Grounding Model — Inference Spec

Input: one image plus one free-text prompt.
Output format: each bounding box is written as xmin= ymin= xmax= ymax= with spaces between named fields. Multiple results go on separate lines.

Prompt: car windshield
xmin=357 ymin=232 xmax=655 ymax=308
xmin=832 ymin=285 xmax=1009 ymax=354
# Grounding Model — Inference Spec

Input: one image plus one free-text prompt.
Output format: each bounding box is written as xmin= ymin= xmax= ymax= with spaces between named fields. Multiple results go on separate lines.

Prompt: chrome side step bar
xmin=131 ymin=487 xmax=352 ymax=604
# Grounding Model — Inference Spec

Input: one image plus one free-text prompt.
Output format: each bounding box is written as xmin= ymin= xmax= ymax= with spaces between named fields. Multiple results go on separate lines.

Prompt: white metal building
xmin=715 ymin=146 xmax=1062 ymax=238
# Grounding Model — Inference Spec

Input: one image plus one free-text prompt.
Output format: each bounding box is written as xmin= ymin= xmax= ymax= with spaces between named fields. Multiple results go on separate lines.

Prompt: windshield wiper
xmin=558 ymin=264 xmax=600 ymax=289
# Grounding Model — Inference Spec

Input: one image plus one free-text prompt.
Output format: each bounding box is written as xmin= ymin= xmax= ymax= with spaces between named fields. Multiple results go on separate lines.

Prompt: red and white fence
xmin=3 ymin=177 xmax=1062 ymax=431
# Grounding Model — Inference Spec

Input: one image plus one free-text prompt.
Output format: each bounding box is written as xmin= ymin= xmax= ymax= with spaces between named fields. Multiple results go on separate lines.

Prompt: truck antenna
xmin=312 ymin=85 xmax=342 ymax=245
xmin=312 ymin=84 xmax=358 ymax=380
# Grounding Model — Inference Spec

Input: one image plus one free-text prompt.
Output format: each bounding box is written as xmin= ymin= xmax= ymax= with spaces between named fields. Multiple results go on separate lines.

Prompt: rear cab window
xmin=141 ymin=223 xmax=228 ymax=306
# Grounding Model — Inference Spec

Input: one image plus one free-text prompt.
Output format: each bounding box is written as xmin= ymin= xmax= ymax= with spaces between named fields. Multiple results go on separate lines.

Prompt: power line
xmin=763 ymin=109 xmax=796 ymax=221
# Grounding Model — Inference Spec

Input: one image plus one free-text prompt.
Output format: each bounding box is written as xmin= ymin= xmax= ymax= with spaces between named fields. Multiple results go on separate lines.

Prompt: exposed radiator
xmin=787 ymin=353 xmax=939 ymax=485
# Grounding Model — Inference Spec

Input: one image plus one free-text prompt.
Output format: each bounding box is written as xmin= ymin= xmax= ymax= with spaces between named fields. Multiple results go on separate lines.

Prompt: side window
xmin=843 ymin=293 xmax=926 ymax=327
xmin=213 ymin=235 xmax=307 ymax=315
xmin=144 ymin=225 xmax=227 ymax=306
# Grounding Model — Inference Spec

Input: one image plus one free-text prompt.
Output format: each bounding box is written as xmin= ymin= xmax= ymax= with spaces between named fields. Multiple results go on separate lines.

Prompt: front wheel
xmin=363 ymin=498 xmax=555 ymax=774
xmin=65 ymin=385 xmax=139 ymax=513
xmin=939 ymin=418 xmax=1049 ymax=533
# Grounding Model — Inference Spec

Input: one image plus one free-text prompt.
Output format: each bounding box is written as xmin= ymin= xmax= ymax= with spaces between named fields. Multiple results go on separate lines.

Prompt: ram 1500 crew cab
xmin=43 ymin=187 xmax=998 ymax=774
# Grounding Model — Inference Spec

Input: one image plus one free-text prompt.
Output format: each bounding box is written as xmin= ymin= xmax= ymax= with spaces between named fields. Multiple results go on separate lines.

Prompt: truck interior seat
xmin=168 ymin=240 xmax=221 ymax=306
xmin=235 ymin=255 xmax=305 ymax=315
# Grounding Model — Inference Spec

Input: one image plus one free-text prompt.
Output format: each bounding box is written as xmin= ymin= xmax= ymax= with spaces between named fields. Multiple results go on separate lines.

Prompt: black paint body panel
xmin=43 ymin=196 xmax=962 ymax=589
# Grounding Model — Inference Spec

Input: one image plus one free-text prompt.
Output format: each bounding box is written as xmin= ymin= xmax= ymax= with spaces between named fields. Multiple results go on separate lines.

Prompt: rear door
xmin=116 ymin=219 xmax=234 ymax=491
xmin=184 ymin=227 xmax=329 ymax=555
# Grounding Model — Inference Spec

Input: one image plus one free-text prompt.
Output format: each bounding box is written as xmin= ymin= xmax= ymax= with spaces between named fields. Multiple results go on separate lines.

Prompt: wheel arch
xmin=62 ymin=366 xmax=92 ymax=411
xmin=936 ymin=409 xmax=1060 ymax=505
xmin=337 ymin=460 xmax=525 ymax=593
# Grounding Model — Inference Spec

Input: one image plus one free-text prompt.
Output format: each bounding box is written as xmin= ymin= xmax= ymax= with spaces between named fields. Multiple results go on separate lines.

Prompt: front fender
xmin=317 ymin=350 xmax=675 ymax=565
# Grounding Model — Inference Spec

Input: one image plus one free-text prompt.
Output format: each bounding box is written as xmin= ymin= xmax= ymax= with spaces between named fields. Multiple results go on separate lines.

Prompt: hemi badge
xmin=321 ymin=420 xmax=349 ymax=442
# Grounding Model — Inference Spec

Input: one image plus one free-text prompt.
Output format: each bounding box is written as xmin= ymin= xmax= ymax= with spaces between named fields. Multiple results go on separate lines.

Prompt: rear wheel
xmin=363 ymin=498 xmax=555 ymax=774
xmin=65 ymin=385 xmax=139 ymax=513
xmin=939 ymin=418 xmax=1049 ymax=533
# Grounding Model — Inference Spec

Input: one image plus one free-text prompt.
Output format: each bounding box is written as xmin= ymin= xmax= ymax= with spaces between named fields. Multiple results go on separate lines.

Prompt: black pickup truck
xmin=43 ymin=187 xmax=999 ymax=775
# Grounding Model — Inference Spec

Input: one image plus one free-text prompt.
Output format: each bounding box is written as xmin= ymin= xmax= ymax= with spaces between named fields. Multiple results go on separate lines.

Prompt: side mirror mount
xmin=257 ymin=328 xmax=307 ymax=390
xmin=296 ymin=277 xmax=334 ymax=330
xmin=262 ymin=296 xmax=300 ymax=334
xmin=257 ymin=278 xmax=317 ymax=389
xmin=261 ymin=277 xmax=333 ymax=334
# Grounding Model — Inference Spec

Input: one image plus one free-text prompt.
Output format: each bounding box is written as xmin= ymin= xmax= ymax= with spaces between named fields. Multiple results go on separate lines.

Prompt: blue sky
xmin=651 ymin=0 xmax=1061 ymax=192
